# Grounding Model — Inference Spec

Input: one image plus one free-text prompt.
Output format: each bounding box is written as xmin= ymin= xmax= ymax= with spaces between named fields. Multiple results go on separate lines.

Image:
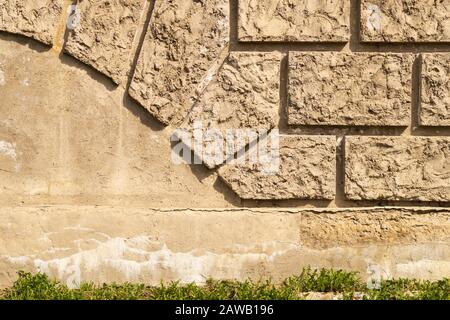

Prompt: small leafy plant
xmin=1 ymin=268 xmax=448 ymax=300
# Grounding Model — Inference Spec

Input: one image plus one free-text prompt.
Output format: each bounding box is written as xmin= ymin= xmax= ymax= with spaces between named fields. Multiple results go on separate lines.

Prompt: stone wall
xmin=0 ymin=0 xmax=449 ymax=287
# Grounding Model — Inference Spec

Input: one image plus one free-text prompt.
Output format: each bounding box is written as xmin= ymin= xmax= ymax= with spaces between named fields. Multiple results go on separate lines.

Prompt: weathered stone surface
xmin=361 ymin=0 xmax=450 ymax=42
xmin=2 ymin=3 xmax=450 ymax=289
xmin=219 ymin=136 xmax=336 ymax=200
xmin=129 ymin=0 xmax=229 ymax=125
xmin=238 ymin=0 xmax=350 ymax=42
xmin=288 ymin=52 xmax=414 ymax=126
xmin=177 ymin=51 xmax=282 ymax=169
xmin=346 ymin=136 xmax=450 ymax=201
xmin=299 ymin=207 xmax=450 ymax=249
xmin=420 ymin=53 xmax=450 ymax=126
xmin=1 ymin=206 xmax=449 ymax=288
xmin=64 ymin=0 xmax=146 ymax=84
xmin=0 ymin=37 xmax=234 ymax=208
xmin=0 ymin=0 xmax=63 ymax=45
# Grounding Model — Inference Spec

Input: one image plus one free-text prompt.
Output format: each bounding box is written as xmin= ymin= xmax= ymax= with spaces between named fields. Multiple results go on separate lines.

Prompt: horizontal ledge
xmin=230 ymin=42 xmax=450 ymax=53
xmin=1 ymin=205 xmax=450 ymax=214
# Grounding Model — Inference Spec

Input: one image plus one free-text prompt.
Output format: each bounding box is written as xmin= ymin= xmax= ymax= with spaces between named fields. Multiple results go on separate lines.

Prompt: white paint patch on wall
xmin=396 ymin=260 xmax=450 ymax=280
xmin=366 ymin=3 xmax=381 ymax=32
xmin=6 ymin=256 xmax=30 ymax=265
xmin=5 ymin=236 xmax=298 ymax=288
xmin=0 ymin=140 xmax=17 ymax=161
xmin=0 ymin=69 xmax=5 ymax=86
xmin=0 ymin=140 xmax=20 ymax=172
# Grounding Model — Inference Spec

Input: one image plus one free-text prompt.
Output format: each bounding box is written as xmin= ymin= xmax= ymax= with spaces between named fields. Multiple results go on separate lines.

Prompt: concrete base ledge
xmin=0 ymin=206 xmax=449 ymax=288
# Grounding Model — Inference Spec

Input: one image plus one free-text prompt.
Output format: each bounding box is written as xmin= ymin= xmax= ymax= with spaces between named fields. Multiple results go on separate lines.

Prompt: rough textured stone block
xmin=0 ymin=0 xmax=63 ymax=45
xmin=178 ymin=52 xmax=282 ymax=169
xmin=420 ymin=53 xmax=450 ymax=126
xmin=239 ymin=0 xmax=350 ymax=42
xmin=346 ymin=136 xmax=450 ymax=201
xmin=288 ymin=52 xmax=413 ymax=126
xmin=64 ymin=0 xmax=146 ymax=84
xmin=361 ymin=0 xmax=450 ymax=42
xmin=129 ymin=0 xmax=229 ymax=125
xmin=219 ymin=136 xmax=336 ymax=200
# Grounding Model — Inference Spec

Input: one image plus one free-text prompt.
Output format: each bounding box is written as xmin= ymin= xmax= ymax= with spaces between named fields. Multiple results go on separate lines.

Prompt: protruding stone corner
xmin=218 ymin=135 xmax=337 ymax=200
xmin=128 ymin=0 xmax=230 ymax=126
xmin=177 ymin=51 xmax=283 ymax=170
xmin=0 ymin=0 xmax=65 ymax=46
xmin=63 ymin=0 xmax=148 ymax=85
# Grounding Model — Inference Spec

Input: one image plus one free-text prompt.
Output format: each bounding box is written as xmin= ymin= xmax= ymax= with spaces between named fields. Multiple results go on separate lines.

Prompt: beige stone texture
xmin=420 ymin=53 xmax=450 ymax=126
xmin=0 ymin=0 xmax=63 ymax=45
xmin=1 ymin=1 xmax=450 ymax=288
xmin=0 ymin=206 xmax=449 ymax=288
xmin=238 ymin=0 xmax=350 ymax=42
xmin=0 ymin=37 xmax=236 ymax=208
xmin=64 ymin=0 xmax=146 ymax=84
xmin=219 ymin=136 xmax=336 ymax=200
xmin=178 ymin=51 xmax=282 ymax=169
xmin=288 ymin=52 xmax=414 ymax=126
xmin=361 ymin=0 xmax=450 ymax=42
xmin=346 ymin=136 xmax=450 ymax=201
xmin=129 ymin=0 xmax=229 ymax=125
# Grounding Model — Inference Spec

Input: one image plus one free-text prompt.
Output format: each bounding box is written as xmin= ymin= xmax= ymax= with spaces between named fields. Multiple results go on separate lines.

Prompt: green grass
xmin=1 ymin=268 xmax=448 ymax=300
